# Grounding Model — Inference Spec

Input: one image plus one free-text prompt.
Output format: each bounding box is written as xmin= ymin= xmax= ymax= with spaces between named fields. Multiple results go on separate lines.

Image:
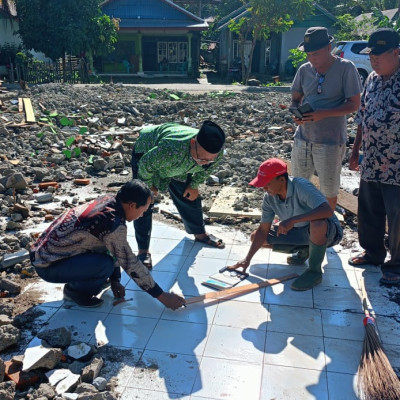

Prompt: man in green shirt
xmin=131 ymin=120 xmax=226 ymax=269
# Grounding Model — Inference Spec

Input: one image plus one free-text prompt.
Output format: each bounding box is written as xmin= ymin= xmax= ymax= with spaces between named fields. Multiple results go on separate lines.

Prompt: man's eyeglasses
xmin=193 ymin=141 xmax=214 ymax=164
xmin=316 ymin=73 xmax=325 ymax=94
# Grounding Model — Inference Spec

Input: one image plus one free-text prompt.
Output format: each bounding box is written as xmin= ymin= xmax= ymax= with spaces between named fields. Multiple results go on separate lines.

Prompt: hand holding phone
xmin=289 ymin=103 xmax=314 ymax=120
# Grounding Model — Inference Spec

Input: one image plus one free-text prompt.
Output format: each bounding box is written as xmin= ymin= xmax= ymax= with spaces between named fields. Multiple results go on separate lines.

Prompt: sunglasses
xmin=192 ymin=141 xmax=214 ymax=164
xmin=316 ymin=73 xmax=325 ymax=94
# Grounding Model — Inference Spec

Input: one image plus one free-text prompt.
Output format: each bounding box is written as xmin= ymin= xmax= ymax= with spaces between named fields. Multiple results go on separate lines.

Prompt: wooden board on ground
xmin=22 ymin=98 xmax=36 ymax=123
xmin=208 ymin=186 xmax=262 ymax=218
xmin=18 ymin=98 xmax=23 ymax=113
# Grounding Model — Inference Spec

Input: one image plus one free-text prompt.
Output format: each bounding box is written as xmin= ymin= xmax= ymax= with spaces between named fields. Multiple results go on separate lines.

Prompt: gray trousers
xmin=358 ymin=179 xmax=400 ymax=274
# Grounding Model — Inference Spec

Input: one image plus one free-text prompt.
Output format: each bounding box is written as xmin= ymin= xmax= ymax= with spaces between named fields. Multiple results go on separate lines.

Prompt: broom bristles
xmin=358 ymin=322 xmax=400 ymax=400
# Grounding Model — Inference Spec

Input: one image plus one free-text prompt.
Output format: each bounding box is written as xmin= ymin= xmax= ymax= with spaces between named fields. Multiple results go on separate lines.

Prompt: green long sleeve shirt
xmin=134 ymin=123 xmax=223 ymax=191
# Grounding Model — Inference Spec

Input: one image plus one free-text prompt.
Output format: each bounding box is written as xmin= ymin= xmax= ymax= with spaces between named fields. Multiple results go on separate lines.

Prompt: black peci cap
xmin=196 ymin=120 xmax=225 ymax=154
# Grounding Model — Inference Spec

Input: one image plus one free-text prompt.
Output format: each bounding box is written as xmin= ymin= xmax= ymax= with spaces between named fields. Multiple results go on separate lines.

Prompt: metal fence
xmin=9 ymin=56 xmax=89 ymax=84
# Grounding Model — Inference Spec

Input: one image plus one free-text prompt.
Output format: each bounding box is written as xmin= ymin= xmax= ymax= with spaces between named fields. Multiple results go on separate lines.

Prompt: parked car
xmin=332 ymin=41 xmax=372 ymax=85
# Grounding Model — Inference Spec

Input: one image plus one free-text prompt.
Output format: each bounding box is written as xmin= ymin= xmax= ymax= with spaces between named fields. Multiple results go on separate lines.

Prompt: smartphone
xmin=289 ymin=103 xmax=314 ymax=120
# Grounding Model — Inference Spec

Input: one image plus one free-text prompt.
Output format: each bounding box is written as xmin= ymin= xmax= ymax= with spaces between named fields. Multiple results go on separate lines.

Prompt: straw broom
xmin=357 ymin=279 xmax=400 ymax=400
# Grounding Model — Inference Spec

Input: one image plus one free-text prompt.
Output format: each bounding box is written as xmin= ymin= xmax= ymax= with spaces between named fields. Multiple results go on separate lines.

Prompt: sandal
xmin=380 ymin=272 xmax=400 ymax=286
xmin=348 ymin=252 xmax=380 ymax=267
xmin=195 ymin=234 xmax=225 ymax=249
xmin=138 ymin=252 xmax=152 ymax=270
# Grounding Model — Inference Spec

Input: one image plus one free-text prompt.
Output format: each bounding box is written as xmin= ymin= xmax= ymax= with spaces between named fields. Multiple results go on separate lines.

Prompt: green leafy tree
xmin=15 ymin=0 xmax=118 ymax=66
xmin=228 ymin=0 xmax=313 ymax=83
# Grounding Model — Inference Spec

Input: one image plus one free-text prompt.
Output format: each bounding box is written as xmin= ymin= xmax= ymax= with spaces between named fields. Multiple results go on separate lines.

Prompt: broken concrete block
xmin=0 ymin=249 xmax=29 ymax=269
xmin=81 ymin=357 xmax=103 ymax=383
xmin=6 ymin=173 xmax=28 ymax=190
xmin=45 ymin=368 xmax=71 ymax=386
xmin=0 ymin=278 xmax=21 ymax=294
xmin=62 ymin=394 xmax=79 ymax=400
xmin=0 ymin=324 xmax=20 ymax=352
xmin=55 ymin=371 xmax=80 ymax=395
xmin=34 ymin=192 xmax=53 ymax=203
xmin=38 ymin=327 xmax=71 ymax=349
xmin=32 ymin=383 xmax=56 ymax=399
xmin=77 ymin=391 xmax=117 ymax=400
xmin=22 ymin=345 xmax=62 ymax=372
xmin=67 ymin=343 xmax=92 ymax=360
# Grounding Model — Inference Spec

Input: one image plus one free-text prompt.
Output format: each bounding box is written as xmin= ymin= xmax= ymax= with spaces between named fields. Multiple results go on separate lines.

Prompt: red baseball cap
xmin=249 ymin=158 xmax=288 ymax=187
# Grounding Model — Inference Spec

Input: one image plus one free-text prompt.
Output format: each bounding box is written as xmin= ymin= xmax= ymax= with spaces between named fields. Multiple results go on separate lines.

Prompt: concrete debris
xmin=0 ymin=324 xmax=20 ymax=352
xmin=38 ymin=327 xmax=72 ymax=349
xmin=67 ymin=343 xmax=92 ymax=360
xmin=22 ymin=345 xmax=62 ymax=372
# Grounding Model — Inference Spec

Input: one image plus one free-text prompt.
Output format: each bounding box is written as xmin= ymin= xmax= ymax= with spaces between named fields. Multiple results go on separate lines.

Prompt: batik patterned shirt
xmin=355 ymin=65 xmax=400 ymax=186
xmin=30 ymin=195 xmax=162 ymax=297
xmin=134 ymin=123 xmax=223 ymax=191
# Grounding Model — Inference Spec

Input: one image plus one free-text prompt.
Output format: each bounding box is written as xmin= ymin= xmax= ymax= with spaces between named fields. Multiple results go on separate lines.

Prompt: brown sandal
xmin=195 ymin=234 xmax=225 ymax=249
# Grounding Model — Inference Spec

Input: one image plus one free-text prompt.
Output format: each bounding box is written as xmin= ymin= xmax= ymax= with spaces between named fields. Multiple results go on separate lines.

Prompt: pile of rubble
xmin=0 ymin=82 xmax=361 ymax=398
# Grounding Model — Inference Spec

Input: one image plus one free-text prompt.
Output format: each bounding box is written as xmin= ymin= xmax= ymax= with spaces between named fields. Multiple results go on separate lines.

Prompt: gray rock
xmin=0 ymin=278 xmax=21 ymax=294
xmin=92 ymin=377 xmax=107 ymax=391
xmin=38 ymin=327 xmax=72 ymax=349
xmin=6 ymin=173 xmax=28 ymax=190
xmin=75 ymin=382 xmax=98 ymax=394
xmin=0 ymin=324 xmax=20 ymax=352
xmin=1 ymin=249 xmax=30 ymax=269
xmin=22 ymin=346 xmax=62 ymax=372
xmin=32 ymin=383 xmax=56 ymax=400
xmin=81 ymin=357 xmax=104 ymax=383
xmin=32 ymin=167 xmax=49 ymax=181
xmin=0 ymin=381 xmax=16 ymax=400
xmin=67 ymin=343 xmax=92 ymax=360
xmin=93 ymin=158 xmax=107 ymax=171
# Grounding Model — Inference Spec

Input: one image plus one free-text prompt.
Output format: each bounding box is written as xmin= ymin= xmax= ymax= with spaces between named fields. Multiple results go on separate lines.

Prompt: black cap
xmin=298 ymin=27 xmax=334 ymax=52
xmin=196 ymin=120 xmax=225 ymax=154
xmin=362 ymin=28 xmax=400 ymax=55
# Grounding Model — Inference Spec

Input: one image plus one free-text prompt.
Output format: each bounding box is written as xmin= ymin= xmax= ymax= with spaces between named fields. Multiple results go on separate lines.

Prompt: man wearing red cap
xmin=228 ymin=158 xmax=343 ymax=291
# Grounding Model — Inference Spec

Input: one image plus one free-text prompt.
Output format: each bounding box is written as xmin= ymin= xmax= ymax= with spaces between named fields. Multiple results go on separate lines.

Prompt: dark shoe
xmin=379 ymin=272 xmax=400 ymax=287
xmin=138 ymin=252 xmax=152 ymax=270
xmin=63 ymin=284 xmax=103 ymax=308
xmin=287 ymin=247 xmax=309 ymax=265
xmin=291 ymin=270 xmax=323 ymax=291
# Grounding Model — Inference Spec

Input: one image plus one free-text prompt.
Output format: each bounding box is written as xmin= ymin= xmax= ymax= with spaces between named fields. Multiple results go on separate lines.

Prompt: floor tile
xmin=192 ymin=357 xmax=262 ymax=400
xmin=109 ymin=289 xmax=165 ymax=319
xmin=181 ymin=256 xmax=228 ymax=276
xmin=376 ymin=314 xmax=400 ymax=346
xmin=172 ymin=272 xmax=215 ymax=297
xmin=324 ymin=337 xmax=363 ymax=374
xmin=228 ymin=244 xmax=269 ymax=263
xmin=28 ymin=281 xmax=65 ymax=308
xmin=268 ymin=305 xmax=323 ymax=337
xmin=151 ymin=270 xmax=179 ymax=292
xmin=120 ymin=388 xmax=189 ymax=399
xmin=326 ymin=372 xmax=359 ymax=400
xmin=313 ymin=287 xmax=362 ymax=313
xmin=151 ymin=253 xmax=188 ymax=273
xmin=264 ymin=331 xmax=326 ymax=371
xmin=126 ymin=350 xmax=199 ymax=396
xmin=321 ymin=310 xmax=365 ymax=341
xmin=204 ymin=324 xmax=265 ymax=363
xmin=188 ymin=242 xmax=232 ymax=259
xmin=385 ymin=343 xmax=400 ymax=369
xmin=206 ymin=225 xmax=237 ymax=245
xmin=100 ymin=314 xmax=158 ymax=349
xmin=146 ymin=319 xmax=209 ymax=356
xmin=264 ymin=282 xmax=314 ymax=309
xmin=261 ymin=365 xmax=328 ymax=400
xmin=361 ymin=287 xmax=400 ymax=317
xmin=150 ymin=237 xmax=194 ymax=257
xmin=214 ymin=300 xmax=270 ymax=330
xmin=319 ymin=267 xmax=359 ymax=290
xmin=161 ymin=300 xmax=217 ymax=325
xmin=38 ymin=308 xmax=107 ymax=343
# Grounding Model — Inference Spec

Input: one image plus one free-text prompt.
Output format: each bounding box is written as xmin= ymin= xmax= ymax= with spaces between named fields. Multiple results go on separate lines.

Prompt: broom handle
xmin=360 ymin=278 xmax=371 ymax=318
xmin=185 ymin=273 xmax=299 ymax=305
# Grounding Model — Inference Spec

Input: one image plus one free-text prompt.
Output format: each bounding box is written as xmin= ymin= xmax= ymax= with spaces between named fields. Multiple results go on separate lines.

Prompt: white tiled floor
xmin=22 ymin=221 xmax=400 ymax=399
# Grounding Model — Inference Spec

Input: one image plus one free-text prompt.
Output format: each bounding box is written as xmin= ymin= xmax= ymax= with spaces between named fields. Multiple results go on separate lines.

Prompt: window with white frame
xmin=158 ymin=42 xmax=188 ymax=63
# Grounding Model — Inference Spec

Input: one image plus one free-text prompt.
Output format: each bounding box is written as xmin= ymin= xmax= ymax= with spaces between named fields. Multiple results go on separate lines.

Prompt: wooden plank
xmin=18 ymin=98 xmax=23 ymax=113
xmin=186 ymin=273 xmax=299 ymax=305
xmin=22 ymin=98 xmax=36 ymax=123
xmin=208 ymin=186 xmax=262 ymax=218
